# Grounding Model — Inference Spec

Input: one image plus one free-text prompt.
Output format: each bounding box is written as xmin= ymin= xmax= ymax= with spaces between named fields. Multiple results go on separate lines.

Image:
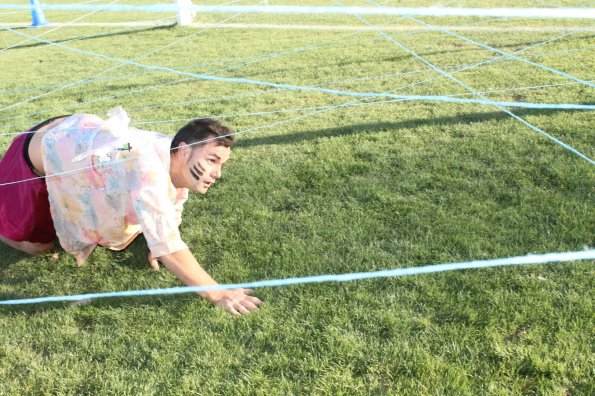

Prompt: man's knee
xmin=26 ymin=241 xmax=54 ymax=256
xmin=0 ymin=235 xmax=53 ymax=256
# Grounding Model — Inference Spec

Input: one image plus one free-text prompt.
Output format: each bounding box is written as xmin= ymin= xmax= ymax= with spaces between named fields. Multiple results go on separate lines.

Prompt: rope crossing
xmin=1 ymin=5 xmax=593 ymax=307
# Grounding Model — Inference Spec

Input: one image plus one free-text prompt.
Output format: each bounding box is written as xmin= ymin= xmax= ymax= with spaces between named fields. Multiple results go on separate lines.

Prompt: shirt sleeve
xmin=173 ymin=188 xmax=188 ymax=227
xmin=125 ymin=152 xmax=188 ymax=258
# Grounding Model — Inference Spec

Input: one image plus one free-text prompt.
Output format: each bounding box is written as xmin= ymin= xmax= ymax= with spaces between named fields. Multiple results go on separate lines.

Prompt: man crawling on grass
xmin=0 ymin=107 xmax=261 ymax=315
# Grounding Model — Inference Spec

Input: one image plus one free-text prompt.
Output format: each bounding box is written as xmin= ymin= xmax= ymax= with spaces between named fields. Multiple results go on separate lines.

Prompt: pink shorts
xmin=0 ymin=133 xmax=56 ymax=243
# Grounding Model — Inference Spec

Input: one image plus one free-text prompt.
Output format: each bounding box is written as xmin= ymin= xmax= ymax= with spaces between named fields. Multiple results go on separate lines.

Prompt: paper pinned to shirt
xmin=71 ymin=106 xmax=134 ymax=163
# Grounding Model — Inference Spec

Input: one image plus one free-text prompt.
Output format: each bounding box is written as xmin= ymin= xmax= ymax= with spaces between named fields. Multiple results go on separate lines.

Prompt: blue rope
xmin=3 ymin=35 xmax=590 ymax=110
xmin=0 ymin=5 xmax=499 ymax=99
xmin=0 ymin=25 xmax=387 ymax=96
xmin=7 ymin=40 xmax=590 ymax=131
xmin=1 ymin=249 xmax=593 ymax=305
xmin=2 ymin=17 xmax=595 ymax=170
xmin=4 ymin=77 xmax=593 ymax=135
xmin=0 ymin=0 xmax=124 ymax=54
xmin=1 ymin=4 xmax=595 ymax=19
xmin=0 ymin=17 xmax=174 ymax=56
xmin=349 ymin=1 xmax=594 ymax=164
xmin=0 ymin=7 xmax=592 ymax=306
xmin=3 ymin=14 xmax=590 ymax=125
xmin=0 ymin=6 xmax=253 ymax=113
xmin=0 ymin=30 xmax=395 ymax=125
xmin=405 ymin=16 xmax=594 ymax=88
xmin=1 ymin=15 xmax=592 ymax=165
xmin=1 ymin=24 xmax=594 ymax=115
xmin=389 ymin=24 xmax=595 ymax=96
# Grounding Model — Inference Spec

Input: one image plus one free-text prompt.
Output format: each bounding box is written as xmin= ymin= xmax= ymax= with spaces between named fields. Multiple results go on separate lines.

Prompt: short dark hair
xmin=171 ymin=118 xmax=234 ymax=153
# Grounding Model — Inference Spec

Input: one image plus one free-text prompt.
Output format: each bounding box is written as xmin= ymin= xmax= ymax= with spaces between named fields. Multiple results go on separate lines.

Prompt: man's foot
xmin=147 ymin=251 xmax=160 ymax=271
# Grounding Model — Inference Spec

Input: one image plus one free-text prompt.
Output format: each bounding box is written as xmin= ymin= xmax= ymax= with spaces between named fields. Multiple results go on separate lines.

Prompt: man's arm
xmin=155 ymin=248 xmax=262 ymax=315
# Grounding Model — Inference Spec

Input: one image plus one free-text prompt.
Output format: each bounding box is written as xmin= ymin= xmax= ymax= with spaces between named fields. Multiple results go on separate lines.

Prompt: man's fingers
xmin=218 ymin=295 xmax=261 ymax=315
xmin=235 ymin=294 xmax=261 ymax=313
xmin=220 ymin=300 xmax=240 ymax=316
xmin=236 ymin=303 xmax=252 ymax=315
xmin=238 ymin=291 xmax=262 ymax=308
xmin=237 ymin=289 xmax=262 ymax=304
xmin=246 ymin=295 xmax=263 ymax=305
xmin=239 ymin=299 xmax=259 ymax=312
xmin=212 ymin=289 xmax=264 ymax=315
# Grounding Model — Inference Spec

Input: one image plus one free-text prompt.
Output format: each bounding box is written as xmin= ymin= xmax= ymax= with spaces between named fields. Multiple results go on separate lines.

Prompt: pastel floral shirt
xmin=41 ymin=110 xmax=188 ymax=263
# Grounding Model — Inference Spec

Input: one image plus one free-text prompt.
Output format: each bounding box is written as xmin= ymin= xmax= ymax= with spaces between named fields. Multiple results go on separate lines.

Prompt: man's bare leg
xmin=0 ymin=235 xmax=53 ymax=256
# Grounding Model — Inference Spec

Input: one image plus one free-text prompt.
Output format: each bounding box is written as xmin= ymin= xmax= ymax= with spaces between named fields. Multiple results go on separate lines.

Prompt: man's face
xmin=183 ymin=141 xmax=231 ymax=194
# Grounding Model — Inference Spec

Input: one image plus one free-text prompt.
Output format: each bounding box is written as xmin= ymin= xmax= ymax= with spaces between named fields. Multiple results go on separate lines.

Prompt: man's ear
xmin=178 ymin=142 xmax=191 ymax=159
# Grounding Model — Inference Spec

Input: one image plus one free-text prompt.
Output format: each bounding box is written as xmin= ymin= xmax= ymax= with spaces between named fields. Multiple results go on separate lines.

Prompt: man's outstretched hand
xmin=155 ymin=249 xmax=263 ymax=315
xmin=207 ymin=288 xmax=263 ymax=315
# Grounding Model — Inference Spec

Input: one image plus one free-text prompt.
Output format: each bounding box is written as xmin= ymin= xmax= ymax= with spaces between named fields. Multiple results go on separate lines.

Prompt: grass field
xmin=1 ymin=1 xmax=594 ymax=394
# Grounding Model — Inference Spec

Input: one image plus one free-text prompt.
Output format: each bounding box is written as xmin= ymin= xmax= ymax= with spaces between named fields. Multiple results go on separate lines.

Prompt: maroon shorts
xmin=0 ymin=127 xmax=59 ymax=243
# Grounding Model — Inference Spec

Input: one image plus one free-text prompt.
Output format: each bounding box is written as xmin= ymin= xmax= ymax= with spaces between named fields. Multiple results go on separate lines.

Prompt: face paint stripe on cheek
xmin=194 ymin=163 xmax=206 ymax=174
xmin=190 ymin=168 xmax=201 ymax=181
xmin=192 ymin=165 xmax=203 ymax=176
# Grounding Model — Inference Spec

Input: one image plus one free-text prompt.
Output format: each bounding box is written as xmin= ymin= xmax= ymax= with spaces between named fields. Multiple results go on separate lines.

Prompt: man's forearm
xmin=156 ymin=248 xmax=263 ymax=315
xmin=157 ymin=248 xmax=220 ymax=301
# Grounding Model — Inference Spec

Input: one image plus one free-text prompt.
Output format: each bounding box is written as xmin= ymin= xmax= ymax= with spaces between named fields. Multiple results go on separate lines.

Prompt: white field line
xmin=1 ymin=22 xmax=594 ymax=32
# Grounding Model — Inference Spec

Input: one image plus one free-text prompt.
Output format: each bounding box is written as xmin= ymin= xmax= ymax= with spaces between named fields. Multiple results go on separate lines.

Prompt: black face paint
xmin=190 ymin=168 xmax=201 ymax=181
xmin=190 ymin=162 xmax=205 ymax=181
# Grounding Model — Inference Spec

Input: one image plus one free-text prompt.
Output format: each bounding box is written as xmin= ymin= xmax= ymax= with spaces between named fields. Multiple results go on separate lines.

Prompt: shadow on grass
xmin=235 ymin=107 xmax=594 ymax=149
xmin=0 ymin=236 xmax=172 ymax=315
xmin=0 ymin=247 xmax=31 ymax=271
xmin=3 ymin=24 xmax=175 ymax=51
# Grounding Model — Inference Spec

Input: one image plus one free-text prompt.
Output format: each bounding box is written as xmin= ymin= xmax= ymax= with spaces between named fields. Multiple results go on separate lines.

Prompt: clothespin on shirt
xmin=117 ymin=143 xmax=133 ymax=152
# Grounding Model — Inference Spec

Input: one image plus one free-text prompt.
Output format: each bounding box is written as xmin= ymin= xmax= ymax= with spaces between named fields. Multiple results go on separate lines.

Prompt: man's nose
xmin=212 ymin=166 xmax=222 ymax=179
